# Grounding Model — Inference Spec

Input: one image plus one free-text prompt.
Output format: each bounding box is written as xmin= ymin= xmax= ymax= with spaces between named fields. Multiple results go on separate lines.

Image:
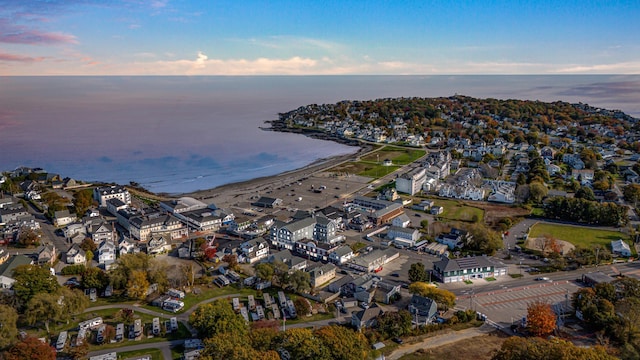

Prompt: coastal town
xmin=3 ymin=95 xmax=640 ymax=359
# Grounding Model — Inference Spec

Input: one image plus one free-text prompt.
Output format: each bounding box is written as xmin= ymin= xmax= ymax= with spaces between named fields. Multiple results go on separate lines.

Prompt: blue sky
xmin=1 ymin=0 xmax=638 ymax=75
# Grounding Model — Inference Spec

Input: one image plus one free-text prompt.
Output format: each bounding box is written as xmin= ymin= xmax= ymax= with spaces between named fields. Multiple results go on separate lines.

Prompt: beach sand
xmin=180 ymin=143 xmax=373 ymax=209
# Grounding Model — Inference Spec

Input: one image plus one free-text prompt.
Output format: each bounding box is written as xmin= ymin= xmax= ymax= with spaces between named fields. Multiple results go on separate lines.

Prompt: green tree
xmin=288 ymin=270 xmax=311 ymax=294
xmin=12 ymin=264 xmax=60 ymax=306
xmin=190 ymin=300 xmax=248 ymax=338
xmin=408 ymin=262 xmax=428 ymax=283
xmin=613 ymin=297 xmax=640 ymax=345
xmin=25 ymin=292 xmax=60 ymax=333
xmin=72 ymin=189 xmax=94 ymax=217
xmin=375 ymin=310 xmax=413 ymax=338
xmin=275 ymin=328 xmax=331 ymax=360
xmin=575 ymin=186 xmax=596 ymax=201
xmin=0 ymin=304 xmax=18 ymax=349
xmin=272 ymin=260 xmax=290 ymax=287
xmin=82 ymin=267 xmax=109 ymax=290
xmin=624 ymin=184 xmax=640 ymax=205
xmin=5 ymin=336 xmax=56 ymax=360
xmin=613 ymin=277 xmax=640 ymax=299
xmin=528 ymin=182 xmax=548 ymax=204
xmin=255 ymin=263 xmax=274 ymax=282
xmin=201 ymin=332 xmax=255 ymax=360
xmin=314 ymin=325 xmax=370 ymax=360
xmin=466 ymin=223 xmax=503 ymax=255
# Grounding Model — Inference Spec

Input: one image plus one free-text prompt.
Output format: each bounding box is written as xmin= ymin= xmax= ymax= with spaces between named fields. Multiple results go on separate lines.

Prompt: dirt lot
xmin=398 ymin=331 xmax=508 ymax=360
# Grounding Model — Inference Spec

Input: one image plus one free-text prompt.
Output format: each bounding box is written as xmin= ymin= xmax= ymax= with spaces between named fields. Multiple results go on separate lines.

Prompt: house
xmin=36 ymin=245 xmax=57 ymax=265
xmin=328 ymin=245 xmax=354 ymax=265
xmin=430 ymin=206 xmax=444 ymax=215
xmin=348 ymin=249 xmax=400 ymax=273
xmin=270 ymin=216 xmax=316 ymax=250
xmin=54 ymin=210 xmax=77 ymax=227
xmin=238 ymin=238 xmax=270 ymax=263
xmin=0 ymin=204 xmax=29 ymax=224
xmin=294 ymin=239 xmax=339 ymax=262
xmin=65 ymin=244 xmax=87 ymax=265
xmin=611 ymin=239 xmax=632 ymax=257
xmin=129 ymin=213 xmax=186 ymax=242
xmin=571 ymin=169 xmax=595 ymax=185
xmin=408 ymin=294 xmax=438 ymax=324
xmin=433 ymin=256 xmax=507 ymax=283
xmin=267 ymin=249 xmax=308 ymax=272
xmin=436 ymin=228 xmax=472 ymax=250
xmin=308 ymin=263 xmax=336 ymax=288
xmin=351 ymin=304 xmax=383 ymax=331
xmin=251 ymin=196 xmax=282 ymax=208
xmin=106 ymin=198 xmax=128 ymax=216
xmin=146 ymin=234 xmax=171 ymax=255
xmin=98 ymin=240 xmax=117 ymax=266
xmin=119 ymin=238 xmax=137 ymax=256
xmin=386 ymin=226 xmax=420 ymax=248
xmin=0 ymin=255 xmax=33 ymax=289
xmin=391 ymin=213 xmax=411 ymax=228
xmin=88 ymin=222 xmax=115 ymax=245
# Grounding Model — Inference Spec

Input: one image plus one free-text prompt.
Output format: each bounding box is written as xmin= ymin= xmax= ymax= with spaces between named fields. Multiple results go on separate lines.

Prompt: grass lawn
xmin=528 ymin=223 xmax=629 ymax=248
xmin=140 ymin=285 xmax=256 ymax=315
xmin=361 ymin=146 xmax=426 ymax=165
xmin=327 ymin=161 xmax=400 ymax=178
xmin=429 ymin=198 xmax=484 ymax=222
xmin=117 ymin=349 xmax=163 ymax=360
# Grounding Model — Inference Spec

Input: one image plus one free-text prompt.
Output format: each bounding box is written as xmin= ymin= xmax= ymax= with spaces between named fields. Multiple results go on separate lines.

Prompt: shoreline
xmin=178 ymin=136 xmax=371 ymax=208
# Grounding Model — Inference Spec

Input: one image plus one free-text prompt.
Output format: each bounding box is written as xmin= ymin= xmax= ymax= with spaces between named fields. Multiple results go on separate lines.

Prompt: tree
xmin=11 ymin=264 xmax=60 ymax=306
xmin=0 ymin=304 xmax=18 ymax=349
xmin=17 ymin=227 xmax=41 ymax=247
xmin=408 ymin=282 xmax=456 ymax=309
xmin=190 ymin=300 xmax=248 ymax=338
xmin=255 ymin=263 xmax=274 ymax=282
xmin=275 ymin=328 xmax=331 ymax=360
xmin=272 ymin=260 xmax=290 ymax=287
xmin=181 ymin=263 xmax=197 ymax=288
xmin=223 ymin=254 xmax=238 ymax=270
xmin=148 ymin=258 xmax=169 ymax=293
xmin=57 ymin=287 xmax=89 ymax=322
xmin=5 ymin=336 xmax=56 ymax=360
xmin=575 ymin=186 xmax=596 ymax=201
xmin=24 ymin=294 xmax=55 ymax=333
xmin=201 ymin=332 xmax=255 ymax=360
xmin=80 ymin=237 xmax=97 ymax=253
xmin=624 ymin=184 xmax=640 ymax=205
xmin=376 ymin=310 xmax=413 ymax=338
xmin=293 ymin=297 xmax=312 ymax=317
xmin=314 ymin=325 xmax=370 ymax=360
xmin=613 ymin=297 xmax=640 ymax=345
xmin=127 ymin=270 xmax=150 ymax=300
xmin=68 ymin=341 xmax=89 ymax=360
xmin=528 ymin=182 xmax=548 ymax=204
xmin=466 ymin=223 xmax=503 ymax=255
xmin=82 ymin=267 xmax=109 ymax=290
xmin=72 ymin=189 xmax=94 ymax=217
xmin=526 ymin=301 xmax=556 ymax=337
xmin=408 ymin=262 xmax=428 ymax=283
xmin=613 ymin=277 xmax=640 ymax=299
xmin=288 ymin=270 xmax=311 ymax=294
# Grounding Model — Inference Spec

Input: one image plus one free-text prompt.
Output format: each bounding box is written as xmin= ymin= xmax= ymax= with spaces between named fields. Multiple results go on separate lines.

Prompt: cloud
xmin=0 ymin=19 xmax=77 ymax=45
xmin=553 ymin=62 xmax=640 ymax=74
xmin=0 ymin=51 xmax=45 ymax=63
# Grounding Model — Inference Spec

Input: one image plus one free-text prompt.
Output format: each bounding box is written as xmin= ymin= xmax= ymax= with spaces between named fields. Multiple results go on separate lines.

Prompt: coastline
xmin=179 ymin=132 xmax=370 ymax=208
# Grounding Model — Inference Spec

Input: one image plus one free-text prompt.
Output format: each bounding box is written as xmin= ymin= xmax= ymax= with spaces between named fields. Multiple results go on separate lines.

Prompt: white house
xmin=65 ymin=244 xmax=87 ymax=265
xmin=391 ymin=213 xmax=411 ymax=228
xmin=611 ymin=239 xmax=632 ymax=257
xmin=54 ymin=210 xmax=77 ymax=227
xmin=386 ymin=226 xmax=420 ymax=247
xmin=328 ymin=245 xmax=354 ymax=265
xmin=239 ymin=238 xmax=270 ymax=263
xmin=98 ymin=240 xmax=116 ymax=266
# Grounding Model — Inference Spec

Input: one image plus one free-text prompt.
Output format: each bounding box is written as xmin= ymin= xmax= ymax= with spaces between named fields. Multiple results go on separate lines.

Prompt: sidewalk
xmin=386 ymin=324 xmax=496 ymax=360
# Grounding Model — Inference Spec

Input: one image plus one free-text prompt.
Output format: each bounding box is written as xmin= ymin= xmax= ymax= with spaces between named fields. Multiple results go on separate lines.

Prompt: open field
xmin=361 ymin=146 xmax=426 ymax=165
xmin=528 ymin=223 xmax=629 ymax=248
xmin=430 ymin=198 xmax=485 ymax=222
xmin=328 ymin=161 xmax=399 ymax=178
xmin=397 ymin=332 xmax=507 ymax=360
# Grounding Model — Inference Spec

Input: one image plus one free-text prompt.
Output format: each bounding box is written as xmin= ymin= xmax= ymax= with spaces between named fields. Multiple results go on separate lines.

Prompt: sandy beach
xmin=180 ymin=142 xmax=374 ymax=209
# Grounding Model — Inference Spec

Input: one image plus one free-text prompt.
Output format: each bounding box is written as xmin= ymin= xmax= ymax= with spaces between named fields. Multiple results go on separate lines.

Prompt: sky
xmin=0 ymin=0 xmax=639 ymax=75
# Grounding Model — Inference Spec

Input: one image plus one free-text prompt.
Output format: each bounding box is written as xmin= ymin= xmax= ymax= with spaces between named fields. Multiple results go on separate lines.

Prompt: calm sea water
xmin=1 ymin=75 xmax=639 ymax=194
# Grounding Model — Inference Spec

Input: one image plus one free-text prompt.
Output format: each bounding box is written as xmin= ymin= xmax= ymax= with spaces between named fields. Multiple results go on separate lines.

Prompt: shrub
xmin=61 ymin=264 xmax=86 ymax=275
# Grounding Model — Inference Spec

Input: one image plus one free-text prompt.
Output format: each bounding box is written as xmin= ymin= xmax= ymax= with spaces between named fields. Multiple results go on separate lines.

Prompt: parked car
xmin=392 ymin=337 xmax=403 ymax=344
xmin=535 ymin=277 xmax=550 ymax=281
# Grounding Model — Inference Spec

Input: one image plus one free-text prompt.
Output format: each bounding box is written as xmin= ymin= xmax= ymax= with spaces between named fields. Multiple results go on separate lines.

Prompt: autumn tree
xmin=68 ymin=341 xmax=89 ymax=360
xmin=314 ymin=325 xmax=370 ymax=360
xmin=25 ymin=287 xmax=88 ymax=333
xmin=375 ymin=310 xmax=413 ymax=338
xmin=11 ymin=264 xmax=60 ymax=306
xmin=5 ymin=336 xmax=56 ymax=360
xmin=181 ymin=263 xmax=197 ymax=288
xmin=408 ymin=262 xmax=428 ymax=283
xmin=110 ymin=253 xmax=167 ymax=294
xmin=80 ymin=237 xmax=97 ymax=253
xmin=536 ymin=234 xmax=561 ymax=255
xmin=222 ymin=254 xmax=239 ymax=271
xmin=0 ymin=304 xmax=18 ymax=349
xmin=526 ymin=301 xmax=556 ymax=337
xmin=408 ymin=282 xmax=456 ymax=309
xmin=17 ymin=227 xmax=41 ymax=247
xmin=126 ymin=270 xmax=150 ymax=300
xmin=293 ymin=297 xmax=311 ymax=317
xmin=72 ymin=189 xmax=94 ymax=217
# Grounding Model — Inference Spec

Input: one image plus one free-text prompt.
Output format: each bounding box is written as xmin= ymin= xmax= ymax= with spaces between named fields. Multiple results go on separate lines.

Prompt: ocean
xmin=1 ymin=75 xmax=639 ymax=194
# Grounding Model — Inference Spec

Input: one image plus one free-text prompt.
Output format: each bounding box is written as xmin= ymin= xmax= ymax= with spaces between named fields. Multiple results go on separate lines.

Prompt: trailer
xmin=133 ymin=319 xmax=142 ymax=338
xmin=56 ymin=331 xmax=67 ymax=351
xmin=248 ymin=295 xmax=256 ymax=311
xmin=232 ymin=297 xmax=240 ymax=311
xmin=263 ymin=293 xmax=272 ymax=307
xmin=115 ymin=323 xmax=124 ymax=342
xmin=170 ymin=317 xmax=178 ymax=331
xmin=152 ymin=317 xmax=161 ymax=336
xmin=278 ymin=291 xmax=287 ymax=307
